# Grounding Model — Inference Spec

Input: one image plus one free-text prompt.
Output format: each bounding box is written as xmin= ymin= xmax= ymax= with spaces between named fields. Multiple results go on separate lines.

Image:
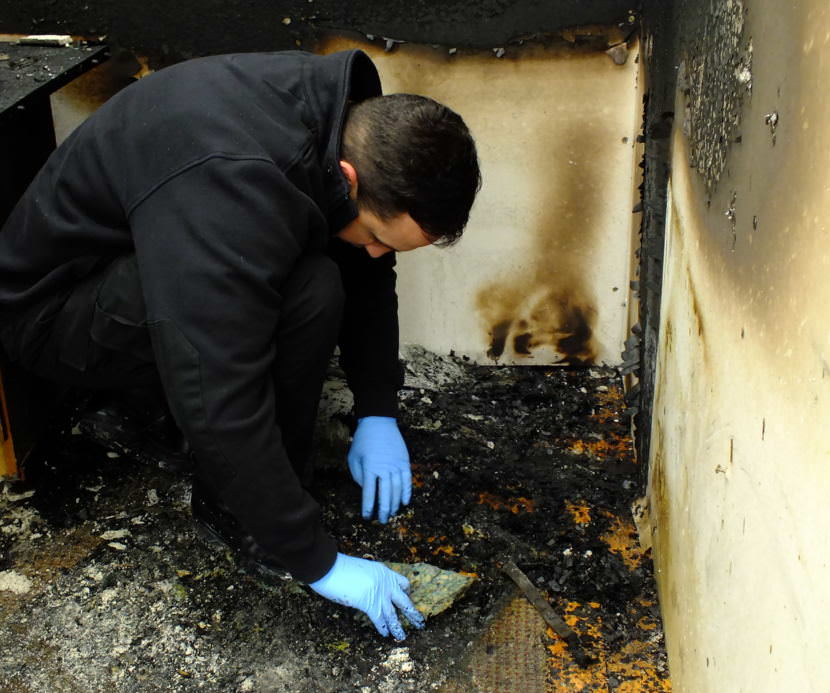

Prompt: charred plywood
xmin=318 ymin=38 xmax=643 ymax=365
xmin=49 ymin=51 xmax=144 ymax=144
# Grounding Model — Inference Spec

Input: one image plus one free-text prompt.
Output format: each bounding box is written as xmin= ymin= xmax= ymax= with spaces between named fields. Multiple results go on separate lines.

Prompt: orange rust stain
xmin=478 ymin=492 xmax=505 ymax=511
xmin=565 ymin=500 xmax=592 ymax=525
xmin=559 ymin=385 xmax=637 ymax=465
xmin=477 ymin=492 xmax=536 ymax=514
xmin=545 ymin=599 xmax=671 ymax=692
xmin=432 ymin=545 xmax=458 ymax=557
xmin=637 ymin=616 xmax=658 ymax=631
xmin=510 ymin=497 xmax=535 ymax=514
xmin=458 ymin=571 xmax=479 ymax=579
xmin=591 ymin=386 xmax=627 ymax=423
xmin=412 ymin=475 xmax=425 ymax=488
xmin=546 ymin=600 xmax=607 ymax=691
xmin=562 ymin=600 xmax=584 ymax=629
xmin=569 ymin=436 xmax=632 ymax=460
xmin=600 ymin=512 xmax=645 ymax=570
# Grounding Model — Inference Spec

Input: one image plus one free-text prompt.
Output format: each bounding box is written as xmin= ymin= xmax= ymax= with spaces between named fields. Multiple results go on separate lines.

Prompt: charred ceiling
xmin=2 ymin=0 xmax=638 ymax=65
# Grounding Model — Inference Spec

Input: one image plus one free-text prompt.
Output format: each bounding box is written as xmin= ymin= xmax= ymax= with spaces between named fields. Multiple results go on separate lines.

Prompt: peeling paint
xmin=678 ymin=0 xmax=753 ymax=197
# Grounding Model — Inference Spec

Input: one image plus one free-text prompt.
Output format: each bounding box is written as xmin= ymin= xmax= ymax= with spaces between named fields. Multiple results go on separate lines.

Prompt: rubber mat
xmin=441 ymin=592 xmax=549 ymax=693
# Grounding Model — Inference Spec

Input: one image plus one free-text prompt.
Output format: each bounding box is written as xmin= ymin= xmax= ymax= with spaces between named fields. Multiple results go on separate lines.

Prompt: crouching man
xmin=0 ymin=49 xmax=480 ymax=640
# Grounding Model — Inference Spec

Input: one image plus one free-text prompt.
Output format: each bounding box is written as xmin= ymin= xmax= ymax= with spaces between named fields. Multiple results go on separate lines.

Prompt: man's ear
xmin=339 ymin=160 xmax=358 ymax=199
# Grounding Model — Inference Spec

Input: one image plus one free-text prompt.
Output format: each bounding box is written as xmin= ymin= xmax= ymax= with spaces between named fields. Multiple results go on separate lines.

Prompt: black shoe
xmin=77 ymin=391 xmax=192 ymax=471
xmin=191 ymin=480 xmax=291 ymax=583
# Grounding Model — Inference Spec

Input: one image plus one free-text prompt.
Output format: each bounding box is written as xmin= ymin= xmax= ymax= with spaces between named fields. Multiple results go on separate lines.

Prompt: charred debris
xmin=0 ymin=349 xmax=664 ymax=691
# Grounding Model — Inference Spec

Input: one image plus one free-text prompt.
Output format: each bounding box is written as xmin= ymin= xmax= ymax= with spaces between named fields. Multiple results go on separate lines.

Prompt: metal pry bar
xmin=499 ymin=558 xmax=595 ymax=667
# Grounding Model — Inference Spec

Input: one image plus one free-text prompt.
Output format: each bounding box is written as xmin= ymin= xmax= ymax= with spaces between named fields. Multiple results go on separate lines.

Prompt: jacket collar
xmin=302 ymin=50 xmax=382 ymax=233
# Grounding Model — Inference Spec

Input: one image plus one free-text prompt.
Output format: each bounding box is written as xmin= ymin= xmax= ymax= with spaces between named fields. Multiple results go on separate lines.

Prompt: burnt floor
xmin=0 ymin=349 xmax=670 ymax=692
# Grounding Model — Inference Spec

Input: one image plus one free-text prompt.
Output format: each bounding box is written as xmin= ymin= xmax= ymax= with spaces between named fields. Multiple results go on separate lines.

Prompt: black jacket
xmin=0 ymin=50 xmax=404 ymax=582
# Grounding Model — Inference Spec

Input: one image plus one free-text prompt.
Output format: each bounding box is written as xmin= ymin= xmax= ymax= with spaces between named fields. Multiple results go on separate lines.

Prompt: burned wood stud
xmin=498 ymin=558 xmax=595 ymax=667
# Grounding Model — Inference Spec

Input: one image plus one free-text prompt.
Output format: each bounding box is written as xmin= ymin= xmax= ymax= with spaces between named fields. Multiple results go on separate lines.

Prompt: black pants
xmin=12 ymin=254 xmax=344 ymax=484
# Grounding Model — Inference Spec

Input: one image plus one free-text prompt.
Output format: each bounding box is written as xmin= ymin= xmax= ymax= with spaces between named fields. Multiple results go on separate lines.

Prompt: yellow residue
xmin=461 ymin=523 xmax=484 ymax=537
xmin=326 ymin=641 xmax=350 ymax=652
xmin=600 ymin=513 xmax=645 ymax=570
xmin=565 ymin=500 xmax=592 ymax=525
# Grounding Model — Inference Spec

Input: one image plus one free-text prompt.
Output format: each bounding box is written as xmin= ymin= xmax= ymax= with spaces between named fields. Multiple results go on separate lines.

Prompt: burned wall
xmin=648 ymin=0 xmax=830 ymax=690
xmin=6 ymin=0 xmax=644 ymax=368
xmin=43 ymin=26 xmax=645 ymax=367
xmin=346 ymin=39 xmax=645 ymax=366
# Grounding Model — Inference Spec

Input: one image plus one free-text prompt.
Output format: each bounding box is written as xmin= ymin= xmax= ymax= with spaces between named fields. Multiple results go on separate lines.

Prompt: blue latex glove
xmin=348 ymin=416 xmax=412 ymax=523
xmin=309 ymin=553 xmax=425 ymax=639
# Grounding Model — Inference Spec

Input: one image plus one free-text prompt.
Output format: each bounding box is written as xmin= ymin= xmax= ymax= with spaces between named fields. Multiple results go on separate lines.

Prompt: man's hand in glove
xmin=347 ymin=416 xmax=412 ymax=523
xmin=309 ymin=553 xmax=425 ymax=639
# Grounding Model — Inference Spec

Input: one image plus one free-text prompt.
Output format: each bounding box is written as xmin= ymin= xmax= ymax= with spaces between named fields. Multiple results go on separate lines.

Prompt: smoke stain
xmin=478 ymin=283 xmax=598 ymax=365
xmin=556 ymin=303 xmax=594 ymax=364
xmin=487 ymin=319 xmax=512 ymax=359
xmin=513 ymin=332 xmax=532 ymax=354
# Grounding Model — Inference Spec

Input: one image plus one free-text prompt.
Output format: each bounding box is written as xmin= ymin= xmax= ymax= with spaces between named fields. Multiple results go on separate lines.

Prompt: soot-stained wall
xmin=648 ymin=0 xmax=830 ymax=690
xmin=2 ymin=0 xmax=638 ymax=65
xmin=27 ymin=1 xmax=646 ymax=369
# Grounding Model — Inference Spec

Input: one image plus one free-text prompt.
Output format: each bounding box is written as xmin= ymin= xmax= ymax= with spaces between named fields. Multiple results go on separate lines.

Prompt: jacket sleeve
xmin=328 ymin=238 xmax=404 ymax=418
xmin=129 ymin=155 xmax=337 ymax=583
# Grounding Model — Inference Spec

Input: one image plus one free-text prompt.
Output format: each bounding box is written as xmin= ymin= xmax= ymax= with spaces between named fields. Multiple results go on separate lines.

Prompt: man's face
xmin=337 ymin=208 xmax=434 ymax=258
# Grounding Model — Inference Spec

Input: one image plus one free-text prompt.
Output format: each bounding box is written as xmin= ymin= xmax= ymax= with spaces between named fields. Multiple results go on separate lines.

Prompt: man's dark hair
xmin=342 ymin=94 xmax=481 ymax=245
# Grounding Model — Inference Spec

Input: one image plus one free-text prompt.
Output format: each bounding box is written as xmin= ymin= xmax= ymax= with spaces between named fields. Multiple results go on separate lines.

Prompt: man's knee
xmin=1 ymin=254 xmax=157 ymax=389
xmin=91 ymin=254 xmax=152 ymax=363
